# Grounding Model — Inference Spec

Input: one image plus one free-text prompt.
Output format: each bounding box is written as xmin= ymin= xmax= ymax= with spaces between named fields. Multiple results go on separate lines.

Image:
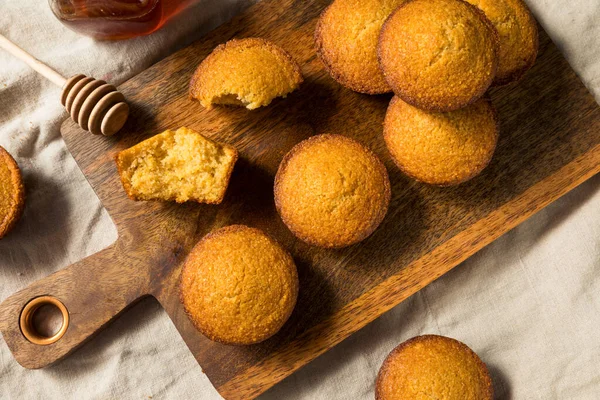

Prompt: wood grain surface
xmin=1 ymin=0 xmax=600 ymax=398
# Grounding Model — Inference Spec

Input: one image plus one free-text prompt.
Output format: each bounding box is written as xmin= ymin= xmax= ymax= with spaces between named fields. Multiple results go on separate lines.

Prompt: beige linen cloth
xmin=1 ymin=0 xmax=599 ymax=398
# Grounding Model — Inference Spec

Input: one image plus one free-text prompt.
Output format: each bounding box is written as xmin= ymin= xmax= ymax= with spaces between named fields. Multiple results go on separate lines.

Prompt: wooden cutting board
xmin=1 ymin=0 xmax=600 ymax=398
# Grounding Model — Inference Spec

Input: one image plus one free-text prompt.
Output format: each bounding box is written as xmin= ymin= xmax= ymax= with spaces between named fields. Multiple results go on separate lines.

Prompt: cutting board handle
xmin=0 ymin=243 xmax=148 ymax=369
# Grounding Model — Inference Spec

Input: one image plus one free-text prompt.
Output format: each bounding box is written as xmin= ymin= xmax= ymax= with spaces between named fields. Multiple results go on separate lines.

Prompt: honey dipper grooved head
xmin=61 ymin=74 xmax=129 ymax=136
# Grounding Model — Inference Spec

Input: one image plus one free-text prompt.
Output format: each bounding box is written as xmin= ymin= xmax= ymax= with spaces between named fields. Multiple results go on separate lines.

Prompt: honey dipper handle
xmin=0 ymin=244 xmax=148 ymax=369
xmin=0 ymin=33 xmax=66 ymax=87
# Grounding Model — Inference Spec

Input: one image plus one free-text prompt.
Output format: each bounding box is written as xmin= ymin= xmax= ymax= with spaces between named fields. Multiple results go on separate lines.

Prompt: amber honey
xmin=49 ymin=0 xmax=194 ymax=40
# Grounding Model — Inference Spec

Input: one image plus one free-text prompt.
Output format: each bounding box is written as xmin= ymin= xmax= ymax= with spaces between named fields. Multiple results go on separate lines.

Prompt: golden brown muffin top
xmin=465 ymin=0 xmax=538 ymax=85
xmin=275 ymin=134 xmax=391 ymax=248
xmin=0 ymin=146 xmax=25 ymax=239
xmin=180 ymin=225 xmax=298 ymax=345
xmin=190 ymin=38 xmax=303 ymax=110
xmin=384 ymin=96 xmax=498 ymax=186
xmin=378 ymin=0 xmax=499 ymax=112
xmin=315 ymin=0 xmax=408 ymax=94
xmin=376 ymin=335 xmax=493 ymax=400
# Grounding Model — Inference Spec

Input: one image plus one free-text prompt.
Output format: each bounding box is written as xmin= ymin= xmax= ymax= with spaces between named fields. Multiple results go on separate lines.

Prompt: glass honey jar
xmin=48 ymin=0 xmax=197 ymax=40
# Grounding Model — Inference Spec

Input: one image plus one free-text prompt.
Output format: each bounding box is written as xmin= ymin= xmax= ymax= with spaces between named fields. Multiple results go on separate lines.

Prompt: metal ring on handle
xmin=19 ymin=296 xmax=69 ymax=345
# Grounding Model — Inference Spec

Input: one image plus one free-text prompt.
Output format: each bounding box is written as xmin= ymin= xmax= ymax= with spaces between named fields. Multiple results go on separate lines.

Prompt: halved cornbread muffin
xmin=116 ymin=127 xmax=238 ymax=204
xmin=190 ymin=38 xmax=303 ymax=110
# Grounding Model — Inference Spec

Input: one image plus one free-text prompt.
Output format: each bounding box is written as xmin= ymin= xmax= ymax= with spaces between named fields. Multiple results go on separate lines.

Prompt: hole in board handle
xmin=20 ymin=296 xmax=69 ymax=345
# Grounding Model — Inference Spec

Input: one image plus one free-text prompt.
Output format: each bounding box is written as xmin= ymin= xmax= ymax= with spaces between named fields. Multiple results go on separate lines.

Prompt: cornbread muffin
xmin=190 ymin=38 xmax=303 ymax=110
xmin=384 ymin=96 xmax=498 ymax=186
xmin=116 ymin=127 xmax=238 ymax=203
xmin=465 ymin=0 xmax=538 ymax=85
xmin=315 ymin=0 xmax=408 ymax=94
xmin=378 ymin=0 xmax=499 ymax=112
xmin=376 ymin=335 xmax=493 ymax=400
xmin=0 ymin=146 xmax=25 ymax=239
xmin=180 ymin=225 xmax=298 ymax=345
xmin=274 ymin=134 xmax=391 ymax=248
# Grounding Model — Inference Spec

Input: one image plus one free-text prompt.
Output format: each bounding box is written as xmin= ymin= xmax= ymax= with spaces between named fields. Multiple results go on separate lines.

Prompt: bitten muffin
xmin=180 ymin=225 xmax=299 ymax=345
xmin=465 ymin=0 xmax=538 ymax=85
xmin=0 ymin=146 xmax=25 ymax=239
xmin=274 ymin=134 xmax=391 ymax=248
xmin=378 ymin=0 xmax=499 ymax=112
xmin=376 ymin=335 xmax=493 ymax=400
xmin=384 ymin=96 xmax=498 ymax=186
xmin=190 ymin=38 xmax=303 ymax=110
xmin=315 ymin=0 xmax=408 ymax=94
xmin=116 ymin=127 xmax=238 ymax=204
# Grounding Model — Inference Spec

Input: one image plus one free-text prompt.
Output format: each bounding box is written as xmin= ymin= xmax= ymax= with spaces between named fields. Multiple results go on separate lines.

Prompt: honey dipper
xmin=0 ymin=33 xmax=129 ymax=136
